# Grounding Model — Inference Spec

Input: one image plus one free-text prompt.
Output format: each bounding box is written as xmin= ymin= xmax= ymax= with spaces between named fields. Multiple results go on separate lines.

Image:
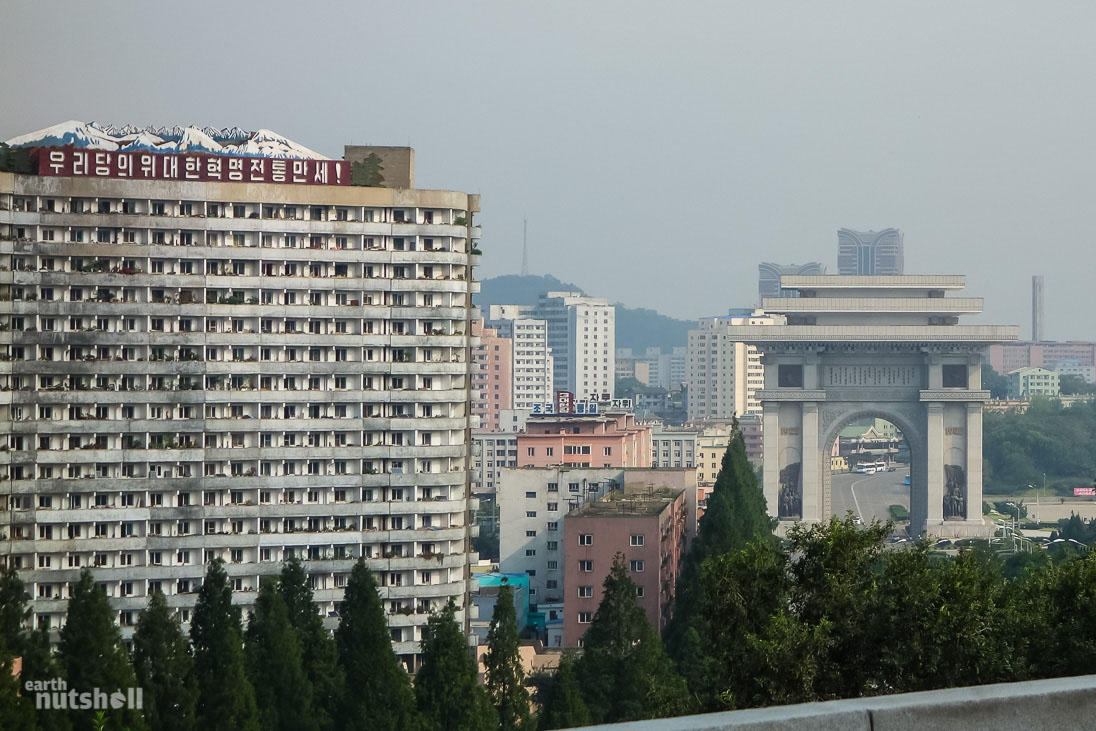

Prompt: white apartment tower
xmin=0 ymin=122 xmax=480 ymax=665
xmin=487 ymin=304 xmax=553 ymax=410
xmin=686 ymin=310 xmax=778 ymax=422
xmin=536 ymin=292 xmax=615 ymax=401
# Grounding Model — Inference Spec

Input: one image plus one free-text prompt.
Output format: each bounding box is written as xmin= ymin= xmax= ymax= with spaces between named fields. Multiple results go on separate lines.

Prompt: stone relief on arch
xmin=944 ymin=464 xmax=967 ymax=519
xmin=779 ymin=462 xmax=802 ymax=519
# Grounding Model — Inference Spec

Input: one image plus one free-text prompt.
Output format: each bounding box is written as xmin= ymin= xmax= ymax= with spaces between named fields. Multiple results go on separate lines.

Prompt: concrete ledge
xmin=573 ymin=675 xmax=1096 ymax=731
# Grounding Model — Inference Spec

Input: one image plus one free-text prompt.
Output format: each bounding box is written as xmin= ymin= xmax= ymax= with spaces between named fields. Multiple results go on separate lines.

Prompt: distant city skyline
xmin=3 ymin=2 xmax=1095 ymax=341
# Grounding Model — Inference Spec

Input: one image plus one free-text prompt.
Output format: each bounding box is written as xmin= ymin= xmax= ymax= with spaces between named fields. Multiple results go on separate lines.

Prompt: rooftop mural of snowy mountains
xmin=4 ymin=121 xmax=328 ymax=160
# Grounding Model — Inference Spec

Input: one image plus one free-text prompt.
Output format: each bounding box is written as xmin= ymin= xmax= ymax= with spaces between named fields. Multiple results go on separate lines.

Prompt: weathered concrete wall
xmin=573 ymin=675 xmax=1096 ymax=731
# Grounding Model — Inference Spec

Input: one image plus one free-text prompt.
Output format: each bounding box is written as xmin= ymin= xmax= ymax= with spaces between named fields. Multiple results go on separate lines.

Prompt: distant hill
xmin=474 ymin=274 xmax=694 ymax=353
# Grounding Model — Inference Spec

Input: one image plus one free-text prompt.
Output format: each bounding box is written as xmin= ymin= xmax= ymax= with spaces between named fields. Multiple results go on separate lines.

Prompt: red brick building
xmin=562 ymin=484 xmax=688 ymax=646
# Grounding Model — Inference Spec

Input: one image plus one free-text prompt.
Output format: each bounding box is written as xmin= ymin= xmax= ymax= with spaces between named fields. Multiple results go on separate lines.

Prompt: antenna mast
xmin=521 ymin=218 xmax=529 ymax=276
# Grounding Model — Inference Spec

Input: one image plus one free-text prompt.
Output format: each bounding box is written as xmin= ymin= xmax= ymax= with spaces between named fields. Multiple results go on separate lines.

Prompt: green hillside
xmin=474 ymin=274 xmax=694 ymax=353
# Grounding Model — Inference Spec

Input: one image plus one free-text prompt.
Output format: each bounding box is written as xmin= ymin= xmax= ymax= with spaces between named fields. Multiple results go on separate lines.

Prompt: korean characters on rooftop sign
xmin=38 ymin=147 xmax=348 ymax=186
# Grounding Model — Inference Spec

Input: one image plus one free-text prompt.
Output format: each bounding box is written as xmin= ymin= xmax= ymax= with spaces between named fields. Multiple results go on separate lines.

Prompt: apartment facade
xmin=988 ymin=341 xmax=1096 ymax=375
xmin=498 ymin=466 xmax=696 ymax=608
xmin=536 ymin=291 xmax=614 ymax=401
xmin=0 ymin=123 xmax=479 ymax=663
xmin=517 ymin=413 xmax=652 ymax=469
xmin=686 ymin=310 xmax=776 ymax=422
xmin=562 ymin=484 xmax=688 ymax=646
xmin=1006 ymin=367 xmax=1060 ymax=400
xmin=486 ymin=304 xmax=553 ymax=410
xmin=471 ymin=318 xmax=512 ymax=432
xmin=650 ymin=424 xmax=698 ymax=469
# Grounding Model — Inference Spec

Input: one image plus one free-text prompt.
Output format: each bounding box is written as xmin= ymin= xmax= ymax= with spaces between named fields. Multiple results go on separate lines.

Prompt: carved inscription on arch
xmin=825 ymin=366 xmax=920 ymax=387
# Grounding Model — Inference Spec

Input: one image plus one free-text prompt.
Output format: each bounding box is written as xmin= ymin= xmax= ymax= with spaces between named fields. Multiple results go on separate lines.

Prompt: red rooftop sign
xmin=36 ymin=146 xmax=349 ymax=186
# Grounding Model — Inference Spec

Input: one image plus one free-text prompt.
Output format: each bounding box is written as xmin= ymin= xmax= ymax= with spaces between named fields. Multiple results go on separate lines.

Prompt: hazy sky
xmin=3 ymin=1 xmax=1094 ymax=339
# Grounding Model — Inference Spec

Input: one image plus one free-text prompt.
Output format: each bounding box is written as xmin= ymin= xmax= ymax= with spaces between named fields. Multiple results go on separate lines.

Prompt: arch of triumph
xmin=724 ymin=276 xmax=1018 ymax=538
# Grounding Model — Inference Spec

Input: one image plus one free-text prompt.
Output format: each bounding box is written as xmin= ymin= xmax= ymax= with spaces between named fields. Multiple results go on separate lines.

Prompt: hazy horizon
xmin=3 ymin=1 xmax=1094 ymax=339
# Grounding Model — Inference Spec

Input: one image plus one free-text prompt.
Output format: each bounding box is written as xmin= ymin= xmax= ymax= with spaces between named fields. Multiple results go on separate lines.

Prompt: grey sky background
xmin=2 ymin=1 xmax=1093 ymax=340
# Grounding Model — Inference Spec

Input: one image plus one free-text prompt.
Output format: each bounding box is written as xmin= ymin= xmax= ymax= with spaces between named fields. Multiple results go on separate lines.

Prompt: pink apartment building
xmin=562 ymin=484 xmax=688 ymax=646
xmin=472 ymin=318 xmax=513 ymax=432
xmin=516 ymin=413 xmax=653 ymax=468
xmin=988 ymin=341 xmax=1096 ymax=374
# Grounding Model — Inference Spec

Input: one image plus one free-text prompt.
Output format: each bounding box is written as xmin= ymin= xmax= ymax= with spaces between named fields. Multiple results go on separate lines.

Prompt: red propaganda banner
xmin=1074 ymin=487 xmax=1096 ymax=497
xmin=36 ymin=146 xmax=349 ymax=186
xmin=556 ymin=391 xmax=574 ymax=414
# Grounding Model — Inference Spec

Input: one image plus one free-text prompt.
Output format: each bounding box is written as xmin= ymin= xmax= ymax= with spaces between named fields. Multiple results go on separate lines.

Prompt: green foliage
xmin=279 ymin=559 xmax=343 ymax=731
xmin=20 ymin=628 xmax=71 ymax=731
xmin=995 ymin=501 xmax=1028 ymax=520
xmin=133 ymin=591 xmax=197 ymax=731
xmin=350 ymin=153 xmax=385 ymax=187
xmin=1060 ymin=374 xmax=1096 ymax=395
xmin=536 ymin=653 xmax=589 ymax=730
xmin=0 ymin=632 xmax=36 ymax=731
xmin=484 ymin=585 xmax=532 ymax=729
xmin=415 ymin=601 xmax=496 ymax=731
xmin=190 ymin=560 xmax=259 ymax=731
xmin=335 ymin=559 xmax=418 ymax=731
xmin=1055 ymin=513 xmax=1096 ymax=544
xmin=576 ymin=557 xmax=691 ymax=724
xmin=888 ymin=504 xmax=909 ymax=520
xmin=983 ymin=399 xmax=1096 ymax=490
xmin=982 ymin=365 xmax=1009 ymax=400
xmin=0 ymin=565 xmax=30 ymax=651
xmin=245 ymin=580 xmax=317 ymax=731
xmin=664 ymin=425 xmax=774 ymax=702
xmin=58 ymin=569 xmax=145 ymax=730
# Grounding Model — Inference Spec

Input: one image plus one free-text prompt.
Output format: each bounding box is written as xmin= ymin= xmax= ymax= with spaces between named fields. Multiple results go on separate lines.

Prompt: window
xmin=578 ymin=586 xmax=593 ymax=598
xmin=630 ymin=534 xmax=644 ymax=546
xmin=630 ymin=560 xmax=645 ymax=573
xmin=525 ymin=511 xmax=537 ymax=518
xmin=636 ymin=586 xmax=645 ymax=598
xmin=525 ymin=549 xmax=536 ymax=557
xmin=527 ymin=447 xmax=535 ymax=456
xmin=578 ymin=612 xmax=593 ymax=624
xmin=526 ymin=530 xmax=537 ymax=538
xmin=547 ymin=482 xmax=558 ymax=492
xmin=579 ymin=534 xmax=593 ymax=546
xmin=547 ymin=502 xmax=558 ymax=511
xmin=579 ymin=560 xmax=593 ymax=572
xmin=604 ymin=446 xmax=612 ymax=456
xmin=525 ymin=491 xmax=537 ymax=498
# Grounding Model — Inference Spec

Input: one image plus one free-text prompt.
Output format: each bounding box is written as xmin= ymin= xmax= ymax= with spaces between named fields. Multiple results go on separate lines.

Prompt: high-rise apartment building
xmin=471 ymin=318 xmax=512 ymax=432
xmin=536 ymin=292 xmax=614 ymax=401
xmin=686 ymin=310 xmax=777 ymax=422
xmin=486 ymin=304 xmax=553 ymax=410
xmin=758 ymin=262 xmax=825 ymax=301
xmin=0 ymin=121 xmax=479 ymax=663
xmin=837 ymin=228 xmax=904 ymax=275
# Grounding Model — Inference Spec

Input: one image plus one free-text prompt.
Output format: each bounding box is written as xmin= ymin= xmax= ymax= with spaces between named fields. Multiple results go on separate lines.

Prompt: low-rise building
xmin=470 ymin=572 xmax=530 ymax=644
xmin=650 ymin=425 xmax=699 ymax=469
xmin=562 ymin=483 xmax=689 ymax=646
xmin=498 ymin=467 xmax=697 ymax=607
xmin=1007 ymin=367 xmax=1060 ymax=400
xmin=517 ymin=412 xmax=652 ymax=469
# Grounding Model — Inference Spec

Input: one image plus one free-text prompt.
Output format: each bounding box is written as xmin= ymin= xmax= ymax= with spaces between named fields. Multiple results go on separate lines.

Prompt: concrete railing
xmin=576 ymin=675 xmax=1096 ymax=731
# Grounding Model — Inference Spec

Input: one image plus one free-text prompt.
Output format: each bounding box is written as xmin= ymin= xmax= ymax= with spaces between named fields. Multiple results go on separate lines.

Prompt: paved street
xmin=831 ymin=469 xmax=910 ymax=525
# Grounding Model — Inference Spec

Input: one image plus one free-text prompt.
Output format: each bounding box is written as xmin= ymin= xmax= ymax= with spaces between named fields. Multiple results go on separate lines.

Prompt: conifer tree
xmin=334 ymin=559 xmax=417 ymax=731
xmin=58 ymin=569 xmax=144 ymax=731
xmin=0 ymin=633 xmax=36 ymax=731
xmin=537 ymin=653 xmax=589 ymax=730
xmin=19 ymin=627 xmax=71 ymax=731
xmin=279 ymin=558 xmax=342 ymax=731
xmin=350 ymin=153 xmax=385 ymax=187
xmin=664 ymin=422 xmax=774 ymax=701
xmin=415 ymin=600 xmax=496 ymax=731
xmin=577 ymin=556 xmax=690 ymax=724
xmin=133 ymin=591 xmax=197 ymax=731
xmin=245 ymin=579 xmax=318 ymax=731
xmin=0 ymin=564 xmax=30 ymax=650
xmin=189 ymin=560 xmax=259 ymax=731
xmin=484 ymin=584 xmax=531 ymax=729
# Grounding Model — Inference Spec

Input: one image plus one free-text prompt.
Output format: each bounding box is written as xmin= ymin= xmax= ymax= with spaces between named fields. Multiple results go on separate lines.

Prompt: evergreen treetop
xmin=415 ymin=600 xmax=496 ymax=731
xmin=189 ymin=560 xmax=260 ymax=731
xmin=245 ymin=579 xmax=318 ymax=731
xmin=58 ymin=569 xmax=144 ymax=731
xmin=334 ymin=559 xmax=417 ymax=731
xmin=133 ymin=591 xmax=197 ymax=731
xmin=484 ymin=584 xmax=532 ymax=729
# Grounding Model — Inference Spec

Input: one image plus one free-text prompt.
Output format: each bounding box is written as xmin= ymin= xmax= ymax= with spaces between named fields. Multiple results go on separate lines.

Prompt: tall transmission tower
xmin=521 ymin=218 xmax=529 ymax=276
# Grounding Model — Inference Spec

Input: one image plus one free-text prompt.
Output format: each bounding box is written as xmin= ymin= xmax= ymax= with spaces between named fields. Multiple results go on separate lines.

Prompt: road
xmin=831 ymin=470 xmax=910 ymax=525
